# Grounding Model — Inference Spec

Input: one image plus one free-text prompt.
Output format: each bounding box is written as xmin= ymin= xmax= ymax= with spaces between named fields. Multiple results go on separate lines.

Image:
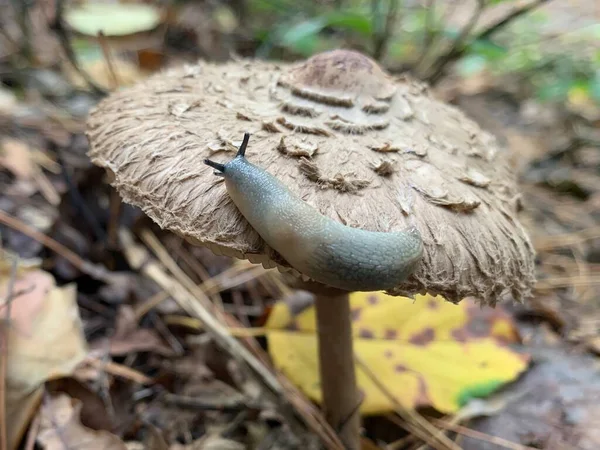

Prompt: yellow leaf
xmin=265 ymin=292 xmax=529 ymax=415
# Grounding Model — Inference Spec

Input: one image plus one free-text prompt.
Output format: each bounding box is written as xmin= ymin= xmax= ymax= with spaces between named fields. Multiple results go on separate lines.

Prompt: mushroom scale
xmin=86 ymin=49 xmax=536 ymax=304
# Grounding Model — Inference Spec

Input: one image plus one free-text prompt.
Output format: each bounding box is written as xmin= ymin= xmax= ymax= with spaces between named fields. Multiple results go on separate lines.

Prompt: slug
xmin=205 ymin=133 xmax=423 ymax=291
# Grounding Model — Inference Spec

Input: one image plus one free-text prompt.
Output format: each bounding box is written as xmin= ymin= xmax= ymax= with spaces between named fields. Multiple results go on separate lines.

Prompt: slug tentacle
xmin=203 ymin=134 xmax=423 ymax=291
xmin=204 ymin=159 xmax=226 ymax=173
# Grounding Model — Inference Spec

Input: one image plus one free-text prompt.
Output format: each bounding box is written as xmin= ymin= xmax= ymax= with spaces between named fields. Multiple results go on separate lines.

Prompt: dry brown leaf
xmin=0 ymin=138 xmax=61 ymax=204
xmin=37 ymin=393 xmax=127 ymax=450
xmin=1 ymin=254 xmax=87 ymax=449
xmin=0 ymin=138 xmax=35 ymax=179
xmin=90 ymin=305 xmax=173 ymax=356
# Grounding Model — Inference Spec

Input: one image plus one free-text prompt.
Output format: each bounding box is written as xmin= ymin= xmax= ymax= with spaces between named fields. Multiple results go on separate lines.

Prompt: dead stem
xmin=97 ymin=31 xmax=119 ymax=90
xmin=0 ymin=209 xmax=116 ymax=283
xmin=0 ymin=258 xmax=17 ymax=450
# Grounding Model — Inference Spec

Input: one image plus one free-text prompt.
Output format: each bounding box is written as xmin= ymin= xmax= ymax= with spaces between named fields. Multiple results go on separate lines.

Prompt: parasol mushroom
xmin=87 ymin=49 xmax=535 ymax=449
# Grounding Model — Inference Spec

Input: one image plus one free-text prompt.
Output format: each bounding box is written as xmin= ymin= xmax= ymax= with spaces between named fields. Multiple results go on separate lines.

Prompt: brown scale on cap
xmin=86 ymin=49 xmax=535 ymax=304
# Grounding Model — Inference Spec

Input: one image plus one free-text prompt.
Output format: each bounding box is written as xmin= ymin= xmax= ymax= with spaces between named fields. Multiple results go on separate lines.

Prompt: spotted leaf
xmin=265 ymin=292 xmax=529 ymax=414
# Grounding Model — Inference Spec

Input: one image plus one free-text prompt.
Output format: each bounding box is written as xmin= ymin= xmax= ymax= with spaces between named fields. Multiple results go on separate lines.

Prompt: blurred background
xmin=0 ymin=0 xmax=599 ymax=449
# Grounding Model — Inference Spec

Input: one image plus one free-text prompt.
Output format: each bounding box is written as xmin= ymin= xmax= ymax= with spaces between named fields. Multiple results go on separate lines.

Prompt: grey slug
xmin=205 ymin=133 xmax=423 ymax=292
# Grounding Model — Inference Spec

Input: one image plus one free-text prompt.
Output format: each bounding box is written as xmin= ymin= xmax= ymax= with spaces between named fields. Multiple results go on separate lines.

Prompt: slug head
xmin=204 ymin=132 xmax=250 ymax=176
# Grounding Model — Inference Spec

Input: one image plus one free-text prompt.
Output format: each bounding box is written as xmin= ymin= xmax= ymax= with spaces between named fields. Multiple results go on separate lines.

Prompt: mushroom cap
xmin=87 ymin=49 xmax=535 ymax=304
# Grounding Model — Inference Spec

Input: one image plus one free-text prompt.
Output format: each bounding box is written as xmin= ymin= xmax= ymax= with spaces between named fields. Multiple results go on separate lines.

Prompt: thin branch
xmin=425 ymin=0 xmax=485 ymax=83
xmin=0 ymin=258 xmax=17 ymax=450
xmin=372 ymin=0 xmax=400 ymax=61
xmin=426 ymin=0 xmax=551 ymax=83
xmin=97 ymin=31 xmax=119 ymax=90
xmin=478 ymin=0 xmax=551 ymax=41
xmin=51 ymin=0 xmax=106 ymax=96
xmin=412 ymin=0 xmax=437 ymax=70
xmin=0 ymin=209 xmax=115 ymax=283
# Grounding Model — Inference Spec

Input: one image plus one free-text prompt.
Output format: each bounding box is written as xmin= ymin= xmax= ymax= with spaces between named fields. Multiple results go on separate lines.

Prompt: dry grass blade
xmin=535 ymin=275 xmax=600 ymax=290
xmin=119 ymin=228 xmax=344 ymax=450
xmin=354 ymin=354 xmax=460 ymax=450
xmin=0 ymin=210 xmax=115 ymax=283
xmin=139 ymin=229 xmax=217 ymax=315
xmin=84 ymin=356 xmax=153 ymax=385
xmin=121 ymin=228 xmax=281 ymax=393
xmin=432 ymin=418 xmax=541 ymax=450
xmin=534 ymin=226 xmax=600 ymax=251
xmin=0 ymin=257 xmax=17 ymax=450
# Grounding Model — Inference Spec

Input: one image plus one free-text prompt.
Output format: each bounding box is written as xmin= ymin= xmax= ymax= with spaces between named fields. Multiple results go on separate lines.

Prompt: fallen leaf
xmin=0 ymin=138 xmax=35 ymax=179
xmin=1 ymin=254 xmax=87 ymax=449
xmin=265 ymin=292 xmax=529 ymax=414
xmin=37 ymin=393 xmax=127 ymax=450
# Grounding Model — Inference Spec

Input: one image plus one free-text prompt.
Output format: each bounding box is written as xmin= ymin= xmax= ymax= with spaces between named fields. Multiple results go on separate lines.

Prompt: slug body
xmin=205 ymin=134 xmax=423 ymax=291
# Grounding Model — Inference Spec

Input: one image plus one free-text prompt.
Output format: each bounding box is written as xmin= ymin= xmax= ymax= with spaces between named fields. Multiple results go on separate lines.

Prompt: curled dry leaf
xmin=1 ymin=253 xmax=87 ymax=449
xmin=37 ymin=393 xmax=126 ymax=450
xmin=265 ymin=291 xmax=529 ymax=414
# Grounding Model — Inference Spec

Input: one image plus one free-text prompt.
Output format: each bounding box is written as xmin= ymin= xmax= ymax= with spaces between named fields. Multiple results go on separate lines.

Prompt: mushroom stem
xmin=315 ymin=290 xmax=361 ymax=450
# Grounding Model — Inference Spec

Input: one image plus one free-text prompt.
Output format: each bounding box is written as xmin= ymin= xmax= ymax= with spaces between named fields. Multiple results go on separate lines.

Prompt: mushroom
xmin=87 ymin=49 xmax=535 ymax=449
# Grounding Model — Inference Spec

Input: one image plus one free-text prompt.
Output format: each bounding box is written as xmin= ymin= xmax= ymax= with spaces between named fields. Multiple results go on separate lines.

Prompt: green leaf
xmin=280 ymin=18 xmax=326 ymax=55
xmin=469 ymin=39 xmax=507 ymax=61
xmin=535 ymin=79 xmax=573 ymax=102
xmin=323 ymin=11 xmax=373 ymax=36
xmin=457 ymin=54 xmax=487 ymax=76
xmin=65 ymin=2 xmax=162 ymax=37
xmin=278 ymin=10 xmax=372 ymax=55
xmin=280 ymin=18 xmax=326 ymax=46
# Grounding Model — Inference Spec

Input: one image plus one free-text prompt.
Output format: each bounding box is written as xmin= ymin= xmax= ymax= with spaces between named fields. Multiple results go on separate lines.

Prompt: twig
xmin=56 ymin=152 xmax=107 ymax=242
xmin=97 ymin=31 xmax=119 ymax=90
xmin=162 ymin=393 xmax=260 ymax=412
xmin=412 ymin=0 xmax=436 ymax=70
xmin=121 ymin=229 xmax=282 ymax=394
xmin=23 ymin=410 xmax=40 ymax=450
xmin=426 ymin=0 xmax=550 ymax=83
xmin=0 ymin=209 xmax=115 ymax=283
xmin=107 ymin=189 xmax=122 ymax=251
xmin=10 ymin=0 xmax=33 ymax=61
xmin=51 ymin=0 xmax=106 ymax=96
xmin=425 ymin=0 xmax=485 ymax=84
xmin=477 ymin=0 xmax=551 ymax=41
xmin=533 ymin=225 xmax=600 ymax=250
xmin=84 ymin=356 xmax=152 ymax=384
xmin=372 ymin=0 xmax=400 ymax=61
xmin=432 ymin=418 xmax=540 ymax=450
xmin=535 ymin=275 xmax=600 ymax=289
xmin=0 ymin=258 xmax=17 ymax=450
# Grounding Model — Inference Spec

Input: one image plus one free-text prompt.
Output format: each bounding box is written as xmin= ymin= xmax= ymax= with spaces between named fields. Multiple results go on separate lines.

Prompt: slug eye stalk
xmin=204 ymin=132 xmax=251 ymax=175
xmin=204 ymin=159 xmax=225 ymax=173
xmin=237 ymin=132 xmax=250 ymax=158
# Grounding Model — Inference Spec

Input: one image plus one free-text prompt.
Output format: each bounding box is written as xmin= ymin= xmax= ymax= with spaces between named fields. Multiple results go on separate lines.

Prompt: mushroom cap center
xmin=280 ymin=49 xmax=397 ymax=103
